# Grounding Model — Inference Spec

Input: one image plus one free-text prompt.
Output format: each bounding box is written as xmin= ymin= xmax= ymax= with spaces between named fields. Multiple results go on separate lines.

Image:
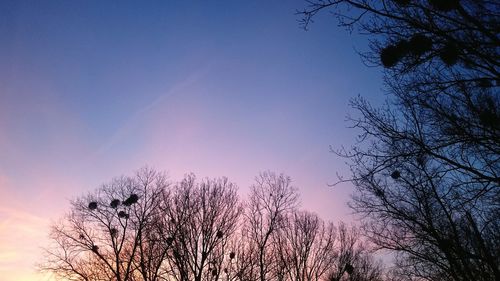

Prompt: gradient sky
xmin=0 ymin=1 xmax=383 ymax=280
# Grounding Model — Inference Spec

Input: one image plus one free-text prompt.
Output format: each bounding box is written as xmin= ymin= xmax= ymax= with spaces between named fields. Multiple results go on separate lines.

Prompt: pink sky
xmin=0 ymin=1 xmax=383 ymax=279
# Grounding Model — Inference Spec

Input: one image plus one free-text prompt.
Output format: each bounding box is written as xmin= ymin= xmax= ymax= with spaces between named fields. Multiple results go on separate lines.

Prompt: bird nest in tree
xmin=118 ymin=211 xmax=129 ymax=219
xmin=123 ymin=194 xmax=139 ymax=206
xmin=380 ymin=40 xmax=408 ymax=68
xmin=345 ymin=263 xmax=354 ymax=275
xmin=408 ymin=34 xmax=432 ymax=56
xmin=391 ymin=170 xmax=401 ymax=179
xmin=88 ymin=202 xmax=98 ymax=210
xmin=166 ymin=237 xmax=174 ymax=246
xmin=429 ymin=0 xmax=459 ymax=12
xmin=393 ymin=0 xmax=410 ymax=6
xmin=439 ymin=42 xmax=459 ymax=66
xmin=110 ymin=199 xmax=120 ymax=208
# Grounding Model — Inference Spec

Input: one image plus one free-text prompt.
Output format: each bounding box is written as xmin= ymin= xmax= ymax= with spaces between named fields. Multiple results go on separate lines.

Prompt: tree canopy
xmin=41 ymin=168 xmax=382 ymax=281
xmin=298 ymin=1 xmax=499 ymax=280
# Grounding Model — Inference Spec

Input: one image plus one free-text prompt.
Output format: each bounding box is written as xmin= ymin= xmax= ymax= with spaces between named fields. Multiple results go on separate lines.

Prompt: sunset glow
xmin=0 ymin=1 xmax=384 ymax=280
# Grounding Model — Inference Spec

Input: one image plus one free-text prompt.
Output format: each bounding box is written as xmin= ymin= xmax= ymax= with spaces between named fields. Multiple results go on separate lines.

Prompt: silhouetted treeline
xmin=40 ymin=168 xmax=382 ymax=281
xmin=299 ymin=1 xmax=499 ymax=281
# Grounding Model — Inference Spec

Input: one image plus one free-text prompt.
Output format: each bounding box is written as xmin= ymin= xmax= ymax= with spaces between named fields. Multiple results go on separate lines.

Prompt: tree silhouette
xmin=245 ymin=171 xmax=300 ymax=281
xmin=326 ymin=223 xmax=382 ymax=281
xmin=162 ymin=174 xmax=242 ymax=281
xmin=273 ymin=211 xmax=337 ymax=281
xmin=41 ymin=168 xmax=383 ymax=281
xmin=40 ymin=168 xmax=170 ymax=281
xmin=298 ymin=1 xmax=499 ymax=280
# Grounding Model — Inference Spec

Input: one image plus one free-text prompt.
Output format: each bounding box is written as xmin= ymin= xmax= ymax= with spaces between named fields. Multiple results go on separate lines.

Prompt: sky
xmin=0 ymin=1 xmax=383 ymax=280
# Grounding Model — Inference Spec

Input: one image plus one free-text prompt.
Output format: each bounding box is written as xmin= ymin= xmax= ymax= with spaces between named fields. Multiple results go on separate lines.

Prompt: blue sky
xmin=0 ymin=1 xmax=383 ymax=279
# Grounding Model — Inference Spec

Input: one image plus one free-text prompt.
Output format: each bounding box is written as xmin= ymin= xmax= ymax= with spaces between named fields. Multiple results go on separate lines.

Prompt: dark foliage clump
xmin=380 ymin=40 xmax=409 ymax=67
xmin=123 ymin=194 xmax=139 ymax=206
xmin=118 ymin=211 xmax=129 ymax=219
xmin=88 ymin=202 xmax=98 ymax=210
xmin=408 ymin=34 xmax=432 ymax=56
xmin=345 ymin=263 xmax=354 ymax=274
xmin=390 ymin=170 xmax=401 ymax=179
xmin=439 ymin=42 xmax=460 ymax=66
xmin=428 ymin=0 xmax=459 ymax=12
xmin=393 ymin=0 xmax=410 ymax=6
xmin=110 ymin=199 xmax=120 ymax=208
xmin=166 ymin=237 xmax=174 ymax=246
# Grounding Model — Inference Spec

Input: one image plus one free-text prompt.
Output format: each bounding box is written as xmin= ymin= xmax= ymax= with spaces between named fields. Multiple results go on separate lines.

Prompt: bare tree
xmin=297 ymin=1 xmax=499 ymax=280
xmin=132 ymin=170 xmax=173 ymax=281
xmin=274 ymin=210 xmax=337 ymax=281
xmin=217 ymin=230 xmax=258 ymax=281
xmin=326 ymin=223 xmax=382 ymax=281
xmin=162 ymin=174 xmax=242 ymax=281
xmin=298 ymin=0 xmax=498 ymax=89
xmin=40 ymin=168 xmax=170 ymax=281
xmin=41 ymin=169 xmax=384 ymax=281
xmin=245 ymin=171 xmax=300 ymax=281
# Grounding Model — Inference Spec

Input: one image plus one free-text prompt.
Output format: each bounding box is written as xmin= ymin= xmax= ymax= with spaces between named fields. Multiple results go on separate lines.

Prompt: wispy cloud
xmin=93 ymin=65 xmax=211 ymax=158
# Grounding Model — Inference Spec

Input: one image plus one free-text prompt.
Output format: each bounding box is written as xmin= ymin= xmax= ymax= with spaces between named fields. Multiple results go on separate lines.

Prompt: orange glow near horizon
xmin=0 ymin=1 xmax=383 ymax=279
xmin=0 ymin=206 xmax=53 ymax=281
